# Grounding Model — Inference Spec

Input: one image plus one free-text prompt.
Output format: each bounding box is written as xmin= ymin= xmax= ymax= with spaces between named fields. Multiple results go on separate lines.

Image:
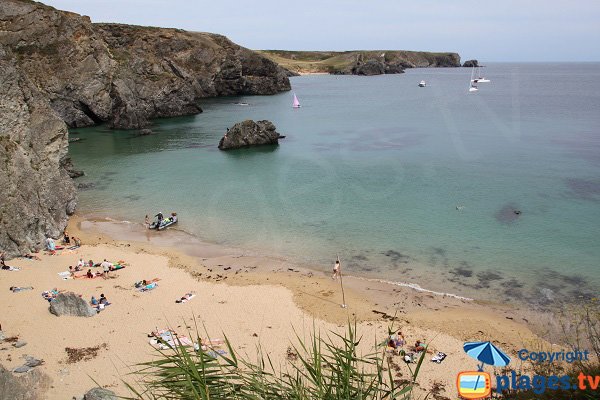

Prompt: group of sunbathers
xmin=44 ymin=231 xmax=82 ymax=254
xmin=90 ymin=293 xmax=111 ymax=311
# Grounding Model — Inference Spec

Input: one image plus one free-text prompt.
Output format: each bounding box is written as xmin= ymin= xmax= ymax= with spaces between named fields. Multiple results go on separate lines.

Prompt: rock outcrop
xmin=49 ymin=293 xmax=96 ymax=317
xmin=83 ymin=387 xmax=118 ymax=400
xmin=0 ymin=363 xmax=51 ymax=400
xmin=0 ymin=0 xmax=291 ymax=129
xmin=0 ymin=47 xmax=77 ymax=258
xmin=463 ymin=59 xmax=479 ymax=67
xmin=219 ymin=120 xmax=283 ymax=150
xmin=260 ymin=50 xmax=462 ymax=75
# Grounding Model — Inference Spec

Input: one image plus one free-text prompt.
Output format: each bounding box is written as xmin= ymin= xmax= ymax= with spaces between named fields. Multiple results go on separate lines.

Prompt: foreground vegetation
xmin=124 ymin=322 xmax=426 ymax=400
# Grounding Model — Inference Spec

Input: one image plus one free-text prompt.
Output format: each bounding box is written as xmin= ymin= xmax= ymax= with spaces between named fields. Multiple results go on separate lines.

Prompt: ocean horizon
xmin=69 ymin=62 xmax=600 ymax=306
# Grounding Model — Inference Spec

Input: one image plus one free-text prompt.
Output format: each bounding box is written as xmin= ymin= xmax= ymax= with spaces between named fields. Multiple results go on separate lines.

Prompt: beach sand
xmin=0 ymin=215 xmax=549 ymax=399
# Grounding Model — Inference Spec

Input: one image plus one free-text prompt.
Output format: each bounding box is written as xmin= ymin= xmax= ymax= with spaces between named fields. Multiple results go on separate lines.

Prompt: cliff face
xmin=0 ymin=48 xmax=76 ymax=257
xmin=0 ymin=0 xmax=291 ymax=129
xmin=0 ymin=0 xmax=290 ymax=256
xmin=96 ymin=24 xmax=291 ymax=128
xmin=259 ymin=50 xmax=461 ymax=75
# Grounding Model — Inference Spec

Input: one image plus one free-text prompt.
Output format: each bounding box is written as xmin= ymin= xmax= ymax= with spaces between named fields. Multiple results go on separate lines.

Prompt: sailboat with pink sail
xmin=292 ymin=93 xmax=301 ymax=108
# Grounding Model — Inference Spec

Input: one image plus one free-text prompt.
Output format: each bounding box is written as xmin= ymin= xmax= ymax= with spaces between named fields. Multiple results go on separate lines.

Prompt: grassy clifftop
xmin=258 ymin=50 xmax=461 ymax=75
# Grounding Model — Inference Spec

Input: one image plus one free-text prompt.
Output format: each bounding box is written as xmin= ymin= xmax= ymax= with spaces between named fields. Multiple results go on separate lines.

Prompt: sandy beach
xmin=0 ymin=215 xmax=550 ymax=399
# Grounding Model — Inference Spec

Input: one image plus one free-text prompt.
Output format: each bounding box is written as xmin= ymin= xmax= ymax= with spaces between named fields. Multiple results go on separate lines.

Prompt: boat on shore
xmin=149 ymin=212 xmax=178 ymax=230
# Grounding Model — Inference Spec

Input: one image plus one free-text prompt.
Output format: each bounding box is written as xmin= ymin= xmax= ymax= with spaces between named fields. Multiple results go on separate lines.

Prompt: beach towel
xmin=58 ymin=271 xmax=72 ymax=279
xmin=150 ymin=335 xmax=196 ymax=350
xmin=138 ymin=282 xmax=158 ymax=292
xmin=206 ymin=349 xmax=227 ymax=358
xmin=431 ymin=352 xmax=447 ymax=364
xmin=67 ymin=245 xmax=81 ymax=250
xmin=176 ymin=293 xmax=195 ymax=303
xmin=112 ymin=264 xmax=126 ymax=271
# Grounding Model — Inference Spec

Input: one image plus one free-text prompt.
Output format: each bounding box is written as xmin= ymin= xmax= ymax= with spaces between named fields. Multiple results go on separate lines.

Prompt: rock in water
xmin=463 ymin=59 xmax=479 ymax=67
xmin=0 ymin=48 xmax=77 ymax=258
xmin=49 ymin=293 xmax=96 ymax=317
xmin=84 ymin=387 xmax=117 ymax=400
xmin=218 ymin=120 xmax=283 ymax=150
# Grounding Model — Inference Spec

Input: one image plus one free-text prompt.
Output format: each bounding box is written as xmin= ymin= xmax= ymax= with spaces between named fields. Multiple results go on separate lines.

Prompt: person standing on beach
xmin=101 ymin=259 xmax=112 ymax=279
xmin=144 ymin=215 xmax=150 ymax=228
xmin=332 ymin=258 xmax=341 ymax=280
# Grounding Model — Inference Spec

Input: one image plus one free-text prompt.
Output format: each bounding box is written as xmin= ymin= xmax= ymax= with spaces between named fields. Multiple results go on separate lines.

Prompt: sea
xmin=69 ymin=63 xmax=600 ymax=306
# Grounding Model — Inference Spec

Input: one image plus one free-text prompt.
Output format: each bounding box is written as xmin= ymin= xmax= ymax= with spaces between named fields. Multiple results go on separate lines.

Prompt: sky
xmin=43 ymin=0 xmax=600 ymax=62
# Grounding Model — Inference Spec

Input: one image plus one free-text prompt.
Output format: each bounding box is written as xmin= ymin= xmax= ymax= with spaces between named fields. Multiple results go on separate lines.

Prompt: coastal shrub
xmin=124 ymin=321 xmax=425 ymax=399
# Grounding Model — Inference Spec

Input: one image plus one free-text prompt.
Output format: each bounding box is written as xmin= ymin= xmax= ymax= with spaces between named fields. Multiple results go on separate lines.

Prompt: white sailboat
xmin=469 ymin=66 xmax=478 ymax=92
xmin=474 ymin=66 xmax=490 ymax=83
xmin=418 ymin=80 xmax=427 ymax=87
xmin=292 ymin=93 xmax=301 ymax=108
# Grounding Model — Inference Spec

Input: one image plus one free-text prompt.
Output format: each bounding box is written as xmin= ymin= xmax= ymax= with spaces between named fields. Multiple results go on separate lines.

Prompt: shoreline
xmin=71 ymin=214 xmax=552 ymax=338
xmin=0 ymin=214 xmax=554 ymax=399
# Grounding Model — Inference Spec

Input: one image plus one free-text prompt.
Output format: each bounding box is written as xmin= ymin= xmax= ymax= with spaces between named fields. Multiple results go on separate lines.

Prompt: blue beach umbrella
xmin=463 ymin=341 xmax=511 ymax=369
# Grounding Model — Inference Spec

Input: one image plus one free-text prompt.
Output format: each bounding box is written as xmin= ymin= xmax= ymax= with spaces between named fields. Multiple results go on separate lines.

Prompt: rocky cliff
xmin=258 ymin=50 xmax=461 ymax=75
xmin=0 ymin=0 xmax=291 ymax=129
xmin=0 ymin=47 xmax=77 ymax=257
xmin=0 ymin=0 xmax=291 ymax=256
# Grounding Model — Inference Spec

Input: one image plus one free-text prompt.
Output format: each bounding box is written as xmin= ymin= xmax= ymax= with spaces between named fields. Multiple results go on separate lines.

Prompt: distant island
xmin=258 ymin=50 xmax=461 ymax=75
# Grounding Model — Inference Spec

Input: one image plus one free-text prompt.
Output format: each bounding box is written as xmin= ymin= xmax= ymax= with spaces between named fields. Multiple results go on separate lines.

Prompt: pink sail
xmin=292 ymin=93 xmax=301 ymax=108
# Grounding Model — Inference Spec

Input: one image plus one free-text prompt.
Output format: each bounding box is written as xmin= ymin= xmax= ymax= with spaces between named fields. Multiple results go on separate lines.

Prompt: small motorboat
xmin=418 ymin=80 xmax=427 ymax=87
xmin=149 ymin=212 xmax=178 ymax=230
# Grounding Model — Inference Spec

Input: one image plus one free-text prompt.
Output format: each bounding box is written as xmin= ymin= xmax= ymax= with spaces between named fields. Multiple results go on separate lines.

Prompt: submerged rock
xmin=49 ymin=293 xmax=96 ymax=317
xmin=218 ymin=120 xmax=284 ymax=150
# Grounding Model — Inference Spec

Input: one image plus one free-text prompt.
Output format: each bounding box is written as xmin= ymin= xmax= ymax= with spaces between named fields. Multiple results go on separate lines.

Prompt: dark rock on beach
xmin=49 ymin=293 xmax=97 ymax=317
xmin=463 ymin=59 xmax=479 ymax=67
xmin=219 ymin=120 xmax=284 ymax=150
xmin=83 ymin=387 xmax=118 ymax=400
xmin=0 ymin=363 xmax=50 ymax=399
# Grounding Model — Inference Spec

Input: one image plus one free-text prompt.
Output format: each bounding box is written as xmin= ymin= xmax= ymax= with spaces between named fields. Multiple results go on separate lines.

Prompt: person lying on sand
xmin=414 ymin=340 xmax=426 ymax=352
xmin=175 ymin=292 xmax=195 ymax=303
xmin=10 ymin=286 xmax=34 ymax=292
xmin=42 ymin=288 xmax=63 ymax=301
xmin=20 ymin=253 xmax=41 ymax=260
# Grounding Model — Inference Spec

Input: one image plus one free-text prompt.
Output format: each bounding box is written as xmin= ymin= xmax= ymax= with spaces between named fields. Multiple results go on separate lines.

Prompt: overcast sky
xmin=43 ymin=0 xmax=600 ymax=62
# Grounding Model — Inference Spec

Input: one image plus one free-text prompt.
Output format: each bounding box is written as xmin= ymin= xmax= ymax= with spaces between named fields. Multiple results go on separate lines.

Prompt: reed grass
xmin=123 ymin=320 xmax=425 ymax=399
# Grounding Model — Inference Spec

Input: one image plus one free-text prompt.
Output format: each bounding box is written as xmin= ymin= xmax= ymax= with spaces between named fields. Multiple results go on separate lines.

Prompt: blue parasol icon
xmin=464 ymin=341 xmax=511 ymax=371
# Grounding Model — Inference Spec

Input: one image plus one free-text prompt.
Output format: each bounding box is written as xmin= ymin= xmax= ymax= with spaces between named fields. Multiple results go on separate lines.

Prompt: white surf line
xmin=352 ymin=276 xmax=474 ymax=301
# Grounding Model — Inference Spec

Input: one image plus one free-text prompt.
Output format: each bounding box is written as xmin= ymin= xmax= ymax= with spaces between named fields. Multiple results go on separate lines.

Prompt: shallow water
xmin=69 ymin=63 xmax=600 ymax=305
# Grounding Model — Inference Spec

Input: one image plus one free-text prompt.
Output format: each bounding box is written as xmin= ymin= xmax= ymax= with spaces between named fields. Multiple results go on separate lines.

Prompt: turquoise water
xmin=69 ymin=63 xmax=600 ymax=304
